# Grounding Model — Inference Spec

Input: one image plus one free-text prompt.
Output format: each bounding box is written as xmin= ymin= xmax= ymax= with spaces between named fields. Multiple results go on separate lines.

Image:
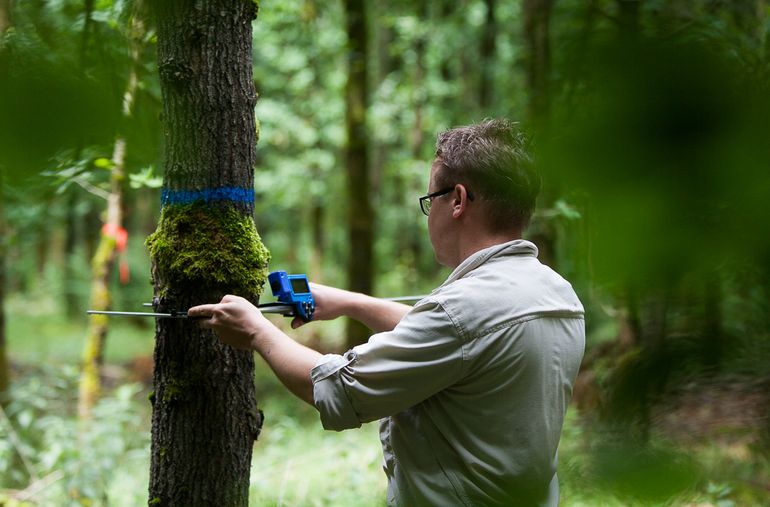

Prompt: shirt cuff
xmin=311 ymin=351 xmax=361 ymax=431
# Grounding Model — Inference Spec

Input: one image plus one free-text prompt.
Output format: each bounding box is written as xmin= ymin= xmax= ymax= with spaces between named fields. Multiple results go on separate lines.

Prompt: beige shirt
xmin=312 ymin=240 xmax=585 ymax=506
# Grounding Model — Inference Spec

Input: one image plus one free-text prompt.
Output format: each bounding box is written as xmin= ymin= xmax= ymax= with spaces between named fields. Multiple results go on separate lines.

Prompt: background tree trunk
xmin=522 ymin=0 xmax=557 ymax=268
xmin=523 ymin=0 xmax=553 ymax=122
xmin=343 ymin=0 xmax=374 ymax=348
xmin=147 ymin=1 xmax=268 ymax=505
xmin=479 ymin=0 xmax=497 ymax=112
xmin=77 ymin=1 xmax=144 ymax=420
xmin=62 ymin=189 xmax=81 ymax=318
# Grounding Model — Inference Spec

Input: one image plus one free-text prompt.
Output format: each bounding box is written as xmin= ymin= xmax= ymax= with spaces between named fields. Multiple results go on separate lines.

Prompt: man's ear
xmin=451 ymin=184 xmax=471 ymax=219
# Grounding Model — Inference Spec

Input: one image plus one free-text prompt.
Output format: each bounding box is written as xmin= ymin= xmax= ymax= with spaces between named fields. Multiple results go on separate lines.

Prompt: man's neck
xmin=451 ymin=230 xmax=522 ymax=268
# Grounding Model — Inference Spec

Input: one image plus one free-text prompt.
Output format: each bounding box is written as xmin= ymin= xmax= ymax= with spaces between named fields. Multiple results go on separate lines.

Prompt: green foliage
xmin=0 ymin=0 xmax=143 ymax=180
xmin=128 ymin=166 xmax=163 ymax=190
xmin=0 ymin=366 xmax=150 ymax=506
xmin=146 ymin=203 xmax=270 ymax=299
xmin=591 ymin=442 xmax=700 ymax=502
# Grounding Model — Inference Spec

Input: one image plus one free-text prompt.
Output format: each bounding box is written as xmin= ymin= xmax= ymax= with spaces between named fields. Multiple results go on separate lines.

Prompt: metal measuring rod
xmin=87 ymin=271 xmax=314 ymax=321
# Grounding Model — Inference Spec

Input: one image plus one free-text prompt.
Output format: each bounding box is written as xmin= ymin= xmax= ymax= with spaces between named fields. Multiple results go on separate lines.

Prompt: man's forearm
xmin=250 ymin=320 xmax=322 ymax=406
xmin=341 ymin=292 xmax=412 ymax=333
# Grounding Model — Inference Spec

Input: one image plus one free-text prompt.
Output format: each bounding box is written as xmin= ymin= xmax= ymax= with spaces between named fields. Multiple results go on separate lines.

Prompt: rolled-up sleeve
xmin=311 ymin=351 xmax=361 ymax=430
xmin=311 ymin=300 xmax=464 ymax=431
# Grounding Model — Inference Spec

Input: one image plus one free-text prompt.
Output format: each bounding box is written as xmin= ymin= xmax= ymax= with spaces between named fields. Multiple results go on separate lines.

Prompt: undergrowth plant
xmin=0 ymin=366 xmax=150 ymax=506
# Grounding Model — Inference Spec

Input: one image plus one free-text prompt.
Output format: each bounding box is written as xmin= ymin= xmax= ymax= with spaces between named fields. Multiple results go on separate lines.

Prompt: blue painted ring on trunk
xmin=161 ymin=187 xmax=254 ymax=206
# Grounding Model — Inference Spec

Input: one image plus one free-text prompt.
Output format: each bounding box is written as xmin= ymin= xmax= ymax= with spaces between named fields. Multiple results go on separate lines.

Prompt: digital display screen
xmin=290 ymin=278 xmax=310 ymax=294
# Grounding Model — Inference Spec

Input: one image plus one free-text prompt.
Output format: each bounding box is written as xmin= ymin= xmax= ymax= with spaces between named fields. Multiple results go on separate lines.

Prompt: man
xmin=188 ymin=119 xmax=585 ymax=506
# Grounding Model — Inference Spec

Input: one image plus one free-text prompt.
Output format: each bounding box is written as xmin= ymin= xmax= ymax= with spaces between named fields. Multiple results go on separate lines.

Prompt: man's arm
xmin=188 ymin=295 xmax=321 ymax=405
xmin=292 ymin=283 xmax=412 ymax=333
xmin=187 ymin=285 xmax=412 ymax=407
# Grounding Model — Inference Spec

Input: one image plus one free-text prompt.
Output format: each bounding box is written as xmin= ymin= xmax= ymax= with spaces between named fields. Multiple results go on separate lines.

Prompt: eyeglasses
xmin=419 ymin=187 xmax=453 ymax=216
xmin=418 ymin=186 xmax=473 ymax=216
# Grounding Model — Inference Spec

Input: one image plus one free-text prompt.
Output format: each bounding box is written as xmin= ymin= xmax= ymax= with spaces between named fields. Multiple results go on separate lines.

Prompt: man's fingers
xmin=290 ymin=317 xmax=305 ymax=329
xmin=187 ymin=303 xmax=218 ymax=318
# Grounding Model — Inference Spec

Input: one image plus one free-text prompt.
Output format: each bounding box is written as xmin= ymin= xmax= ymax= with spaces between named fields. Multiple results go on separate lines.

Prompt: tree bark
xmin=147 ymin=1 xmax=268 ymax=505
xmin=343 ymin=0 xmax=374 ymax=348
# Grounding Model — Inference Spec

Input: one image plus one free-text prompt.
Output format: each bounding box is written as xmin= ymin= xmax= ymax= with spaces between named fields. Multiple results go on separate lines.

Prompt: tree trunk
xmin=408 ymin=0 xmax=428 ymax=157
xmin=63 ymin=188 xmax=80 ymax=318
xmin=147 ymin=1 xmax=268 ymax=505
xmin=77 ymin=1 xmax=144 ymax=420
xmin=523 ymin=0 xmax=557 ymax=268
xmin=438 ymin=1 xmax=456 ymax=124
xmin=77 ymin=141 xmax=126 ymax=419
xmin=343 ymin=0 xmax=374 ymax=348
xmin=479 ymin=0 xmax=497 ymax=111
xmin=523 ymin=0 xmax=553 ymax=122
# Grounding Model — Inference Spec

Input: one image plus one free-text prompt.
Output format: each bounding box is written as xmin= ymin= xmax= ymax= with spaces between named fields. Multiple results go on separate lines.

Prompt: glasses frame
xmin=418 ymin=186 xmax=473 ymax=216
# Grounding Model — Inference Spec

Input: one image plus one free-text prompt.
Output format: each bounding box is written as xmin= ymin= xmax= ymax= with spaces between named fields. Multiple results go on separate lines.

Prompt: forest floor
xmin=654 ymin=375 xmax=770 ymax=452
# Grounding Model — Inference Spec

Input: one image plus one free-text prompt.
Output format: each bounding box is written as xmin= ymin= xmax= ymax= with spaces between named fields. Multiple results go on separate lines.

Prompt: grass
xmin=7 ymin=294 xmax=156 ymax=366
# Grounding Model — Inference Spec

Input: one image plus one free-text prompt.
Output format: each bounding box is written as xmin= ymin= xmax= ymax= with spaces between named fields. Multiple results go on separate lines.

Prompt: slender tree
xmin=147 ymin=1 xmax=268 ymax=504
xmin=343 ymin=0 xmax=374 ymax=347
xmin=78 ymin=0 xmax=144 ymax=419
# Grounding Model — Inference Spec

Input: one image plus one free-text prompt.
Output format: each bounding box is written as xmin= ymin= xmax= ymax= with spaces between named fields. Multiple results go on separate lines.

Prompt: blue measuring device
xmin=265 ymin=271 xmax=315 ymax=322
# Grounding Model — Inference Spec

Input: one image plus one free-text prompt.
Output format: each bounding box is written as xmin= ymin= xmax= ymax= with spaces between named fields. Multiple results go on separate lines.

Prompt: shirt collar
xmin=439 ymin=239 xmax=539 ymax=288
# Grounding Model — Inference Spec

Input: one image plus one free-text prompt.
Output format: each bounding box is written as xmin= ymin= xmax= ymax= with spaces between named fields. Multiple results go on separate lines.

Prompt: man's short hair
xmin=434 ymin=118 xmax=540 ymax=232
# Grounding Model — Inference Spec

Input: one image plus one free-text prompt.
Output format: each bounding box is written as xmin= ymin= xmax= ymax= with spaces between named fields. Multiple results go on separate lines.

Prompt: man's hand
xmin=188 ymin=295 xmax=267 ymax=350
xmin=290 ymin=282 xmax=350 ymax=329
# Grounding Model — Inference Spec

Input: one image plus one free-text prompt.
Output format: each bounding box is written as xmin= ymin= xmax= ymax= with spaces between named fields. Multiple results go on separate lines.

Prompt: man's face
xmin=427 ymin=159 xmax=454 ymax=266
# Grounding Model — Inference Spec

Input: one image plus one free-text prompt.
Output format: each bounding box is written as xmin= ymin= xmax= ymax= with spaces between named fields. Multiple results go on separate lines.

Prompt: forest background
xmin=1 ymin=0 xmax=770 ymax=505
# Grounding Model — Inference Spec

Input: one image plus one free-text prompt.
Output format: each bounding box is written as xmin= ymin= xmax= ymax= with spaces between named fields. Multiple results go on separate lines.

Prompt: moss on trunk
xmin=146 ymin=203 xmax=270 ymax=300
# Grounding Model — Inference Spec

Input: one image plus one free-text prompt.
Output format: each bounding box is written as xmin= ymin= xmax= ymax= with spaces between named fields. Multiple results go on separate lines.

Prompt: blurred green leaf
xmin=93 ymin=157 xmax=113 ymax=169
xmin=129 ymin=165 xmax=163 ymax=189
